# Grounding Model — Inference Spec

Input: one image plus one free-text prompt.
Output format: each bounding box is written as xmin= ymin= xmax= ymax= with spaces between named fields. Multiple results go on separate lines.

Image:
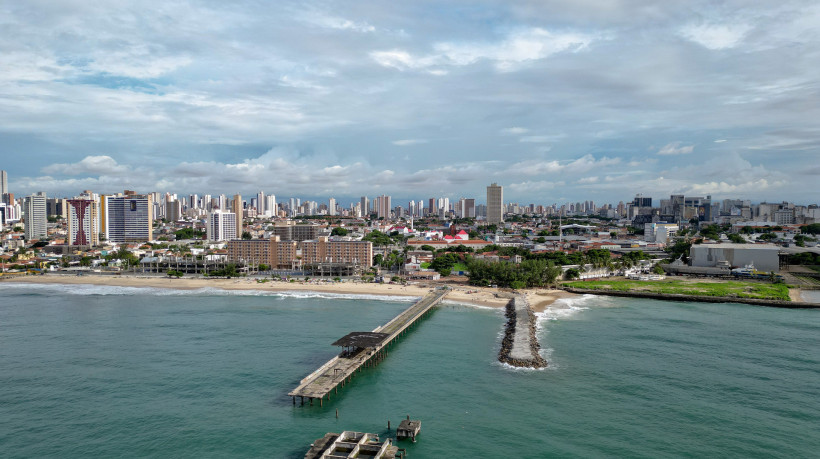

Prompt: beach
xmin=4 ymin=274 xmax=573 ymax=312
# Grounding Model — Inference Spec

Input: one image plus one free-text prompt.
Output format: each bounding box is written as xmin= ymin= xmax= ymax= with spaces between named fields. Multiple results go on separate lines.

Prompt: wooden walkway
xmin=289 ymin=288 xmax=449 ymax=406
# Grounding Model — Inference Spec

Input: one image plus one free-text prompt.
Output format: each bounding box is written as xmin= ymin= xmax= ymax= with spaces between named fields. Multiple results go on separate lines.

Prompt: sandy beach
xmin=5 ymin=274 xmax=573 ymax=312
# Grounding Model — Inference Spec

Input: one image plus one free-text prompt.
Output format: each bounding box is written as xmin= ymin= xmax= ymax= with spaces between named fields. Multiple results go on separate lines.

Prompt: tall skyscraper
xmin=232 ymin=194 xmax=243 ymax=237
xmin=265 ymin=195 xmax=276 ymax=217
xmin=0 ymin=170 xmax=7 ymax=195
xmin=375 ymin=195 xmax=392 ymax=219
xmin=103 ymin=195 xmax=153 ymax=243
xmin=458 ymin=198 xmax=476 ymax=219
xmin=207 ymin=210 xmax=238 ymax=241
xmin=23 ymin=192 xmax=47 ymax=241
xmin=165 ymin=199 xmax=181 ymax=222
xmin=328 ymin=197 xmax=336 ymax=216
xmin=487 ymin=183 xmax=503 ymax=223
xmin=256 ymin=191 xmax=266 ymax=214
xmin=68 ymin=198 xmax=99 ymax=246
xmin=360 ymin=196 xmax=369 ymax=218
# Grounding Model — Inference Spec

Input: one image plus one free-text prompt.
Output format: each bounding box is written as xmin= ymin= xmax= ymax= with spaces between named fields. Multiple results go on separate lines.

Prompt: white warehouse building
xmin=690 ymin=243 xmax=780 ymax=272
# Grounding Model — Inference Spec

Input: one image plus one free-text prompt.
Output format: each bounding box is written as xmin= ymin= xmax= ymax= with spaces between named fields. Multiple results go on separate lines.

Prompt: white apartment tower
xmin=207 ymin=210 xmax=238 ymax=241
xmin=23 ymin=192 xmax=47 ymax=241
xmin=487 ymin=183 xmax=504 ymax=223
xmin=265 ymin=195 xmax=276 ymax=217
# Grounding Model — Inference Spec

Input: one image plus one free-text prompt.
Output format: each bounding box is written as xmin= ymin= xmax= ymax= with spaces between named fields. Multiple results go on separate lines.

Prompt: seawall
xmin=562 ymin=288 xmax=820 ymax=309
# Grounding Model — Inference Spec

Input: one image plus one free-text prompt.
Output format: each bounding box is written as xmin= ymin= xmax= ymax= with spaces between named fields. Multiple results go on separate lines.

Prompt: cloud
xmin=578 ymin=176 xmax=599 ymax=184
xmin=371 ymin=27 xmax=597 ymax=72
xmin=679 ymin=23 xmax=751 ymax=50
xmin=392 ymin=139 xmax=428 ymax=146
xmin=505 ymin=154 xmax=621 ymax=176
xmin=501 ymin=127 xmax=528 ymax=135
xmin=42 ymin=155 xmax=130 ymax=176
xmin=657 ymin=142 xmax=694 ymax=155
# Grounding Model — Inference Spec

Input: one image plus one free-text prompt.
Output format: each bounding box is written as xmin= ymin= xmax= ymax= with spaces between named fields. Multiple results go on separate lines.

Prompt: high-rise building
xmin=265 ymin=195 xmax=276 ymax=217
xmin=256 ymin=191 xmax=266 ymax=215
xmin=67 ymin=198 xmax=99 ymax=246
xmin=103 ymin=195 xmax=153 ymax=243
xmin=457 ymin=198 xmax=475 ymax=219
xmin=232 ymin=194 xmax=243 ymax=237
xmin=206 ymin=210 xmax=238 ymax=241
xmin=0 ymin=170 xmax=7 ymax=195
xmin=165 ymin=199 xmax=181 ymax=222
xmin=23 ymin=192 xmax=47 ymax=241
xmin=486 ymin=183 xmax=503 ymax=223
xmin=328 ymin=197 xmax=336 ymax=216
xmin=360 ymin=196 xmax=369 ymax=218
xmin=375 ymin=195 xmax=391 ymax=219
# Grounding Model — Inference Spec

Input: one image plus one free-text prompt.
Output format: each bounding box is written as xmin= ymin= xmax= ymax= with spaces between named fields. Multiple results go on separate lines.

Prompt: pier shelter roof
xmin=332 ymin=332 xmax=389 ymax=349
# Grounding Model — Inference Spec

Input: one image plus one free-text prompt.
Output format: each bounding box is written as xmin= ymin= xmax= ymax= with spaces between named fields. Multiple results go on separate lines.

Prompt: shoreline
xmin=562 ymin=287 xmax=820 ymax=309
xmin=3 ymin=274 xmax=573 ymax=312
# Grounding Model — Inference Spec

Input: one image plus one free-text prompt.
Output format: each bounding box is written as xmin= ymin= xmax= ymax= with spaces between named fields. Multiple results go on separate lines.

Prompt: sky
xmin=2 ymin=0 xmax=819 ymax=206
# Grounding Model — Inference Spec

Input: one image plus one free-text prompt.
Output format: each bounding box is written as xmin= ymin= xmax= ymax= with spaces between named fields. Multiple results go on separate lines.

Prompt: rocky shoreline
xmin=498 ymin=296 xmax=548 ymax=368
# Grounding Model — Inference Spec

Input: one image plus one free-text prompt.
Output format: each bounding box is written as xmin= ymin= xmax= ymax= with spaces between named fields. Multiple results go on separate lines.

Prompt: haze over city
xmin=2 ymin=1 xmax=819 ymax=203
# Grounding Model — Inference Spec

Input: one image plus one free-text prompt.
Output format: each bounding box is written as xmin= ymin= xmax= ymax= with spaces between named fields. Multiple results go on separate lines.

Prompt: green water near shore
xmin=1 ymin=283 xmax=819 ymax=457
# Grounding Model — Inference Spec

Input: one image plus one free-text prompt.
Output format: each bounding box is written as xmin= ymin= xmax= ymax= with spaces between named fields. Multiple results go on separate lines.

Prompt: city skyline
xmin=2 ymin=2 xmax=820 ymax=202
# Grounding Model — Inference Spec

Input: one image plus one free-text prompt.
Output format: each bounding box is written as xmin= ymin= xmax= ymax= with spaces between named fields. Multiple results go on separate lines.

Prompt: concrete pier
xmin=289 ymin=288 xmax=449 ymax=404
xmin=499 ymin=295 xmax=547 ymax=368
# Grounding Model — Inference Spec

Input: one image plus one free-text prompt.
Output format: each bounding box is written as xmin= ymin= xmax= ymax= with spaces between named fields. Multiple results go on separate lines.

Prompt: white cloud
xmin=519 ymin=134 xmax=563 ymax=143
xmin=578 ymin=176 xmax=599 ymax=184
xmin=501 ymin=127 xmax=529 ymax=135
xmin=506 ymin=154 xmax=621 ymax=176
xmin=392 ymin=139 xmax=428 ymax=146
xmin=42 ymin=155 xmax=130 ymax=176
xmin=371 ymin=27 xmax=597 ymax=72
xmin=679 ymin=23 xmax=751 ymax=50
xmin=303 ymin=13 xmax=376 ymax=33
xmin=657 ymin=142 xmax=694 ymax=155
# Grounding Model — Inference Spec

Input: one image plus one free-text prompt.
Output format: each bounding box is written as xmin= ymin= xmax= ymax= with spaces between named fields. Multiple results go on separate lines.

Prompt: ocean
xmin=1 ymin=283 xmax=819 ymax=457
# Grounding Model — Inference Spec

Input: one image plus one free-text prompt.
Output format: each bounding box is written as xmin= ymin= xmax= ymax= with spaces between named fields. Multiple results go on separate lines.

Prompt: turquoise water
xmin=1 ymin=283 xmax=819 ymax=457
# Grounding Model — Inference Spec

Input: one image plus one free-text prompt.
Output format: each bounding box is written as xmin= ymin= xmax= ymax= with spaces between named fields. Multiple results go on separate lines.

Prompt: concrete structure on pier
xmin=289 ymin=289 xmax=449 ymax=406
xmin=305 ymin=431 xmax=399 ymax=459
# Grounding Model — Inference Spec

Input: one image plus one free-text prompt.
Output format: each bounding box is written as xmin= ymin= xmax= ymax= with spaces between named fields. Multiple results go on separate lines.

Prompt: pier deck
xmin=289 ymin=288 xmax=449 ymax=404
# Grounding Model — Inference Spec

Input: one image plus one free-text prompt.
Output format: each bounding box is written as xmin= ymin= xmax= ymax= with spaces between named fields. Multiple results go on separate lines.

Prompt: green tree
xmin=564 ymin=268 xmax=580 ymax=280
xmin=241 ymin=231 xmax=252 ymax=240
xmin=652 ymin=264 xmax=665 ymax=275
xmin=801 ymin=223 xmax=820 ymax=235
xmin=727 ymin=233 xmax=746 ymax=244
xmin=331 ymin=227 xmax=349 ymax=236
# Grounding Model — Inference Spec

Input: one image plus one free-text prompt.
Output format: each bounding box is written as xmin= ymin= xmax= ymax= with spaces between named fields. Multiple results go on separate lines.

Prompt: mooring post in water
xmin=388 ymin=420 xmax=391 ymax=430
xmin=336 ymin=409 xmax=338 ymax=418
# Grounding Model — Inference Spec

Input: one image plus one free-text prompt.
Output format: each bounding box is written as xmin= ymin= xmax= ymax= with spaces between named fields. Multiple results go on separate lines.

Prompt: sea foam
xmin=1 ymin=282 xmax=418 ymax=303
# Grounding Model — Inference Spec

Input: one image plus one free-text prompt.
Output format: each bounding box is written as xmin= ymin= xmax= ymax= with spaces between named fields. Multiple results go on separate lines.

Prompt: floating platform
xmin=289 ymin=289 xmax=449 ymax=406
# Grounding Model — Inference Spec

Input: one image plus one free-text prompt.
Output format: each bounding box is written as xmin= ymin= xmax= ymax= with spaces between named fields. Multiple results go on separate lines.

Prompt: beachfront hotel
xmin=227 ymin=236 xmax=373 ymax=270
